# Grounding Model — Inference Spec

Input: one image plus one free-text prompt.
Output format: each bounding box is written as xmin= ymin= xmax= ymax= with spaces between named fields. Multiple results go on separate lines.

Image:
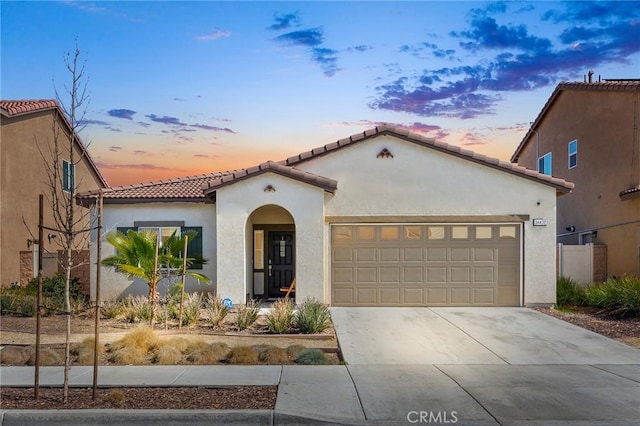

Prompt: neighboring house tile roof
xmin=1 ymin=99 xmax=109 ymax=188
xmin=78 ymin=125 xmax=573 ymax=204
xmin=510 ymin=81 xmax=640 ymax=162
xmin=202 ymin=161 xmax=338 ymax=196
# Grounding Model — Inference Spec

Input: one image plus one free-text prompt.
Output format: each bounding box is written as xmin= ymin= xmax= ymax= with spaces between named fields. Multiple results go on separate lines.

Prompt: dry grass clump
xmin=258 ymin=345 xmax=289 ymax=364
xmin=109 ymin=389 xmax=126 ymax=404
xmin=109 ymin=346 xmax=148 ymax=365
xmin=152 ymin=346 xmax=183 ymax=365
xmin=286 ymin=344 xmax=305 ymax=359
xmin=0 ymin=346 xmax=29 ymax=365
xmin=111 ymin=325 xmax=158 ymax=353
xmin=183 ymin=339 xmax=209 ymax=355
xmin=26 ymin=348 xmax=62 ymax=366
xmin=186 ymin=342 xmax=230 ymax=364
xmin=161 ymin=337 xmax=191 ymax=353
xmin=108 ymin=325 xmax=158 ymax=365
xmin=227 ymin=345 xmax=259 ymax=365
xmin=71 ymin=337 xmax=104 ymax=365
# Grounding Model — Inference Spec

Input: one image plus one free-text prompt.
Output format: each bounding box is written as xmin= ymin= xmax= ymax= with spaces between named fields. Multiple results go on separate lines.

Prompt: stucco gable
xmin=282 ymin=125 xmax=573 ymax=194
xmin=202 ymin=161 xmax=337 ymax=197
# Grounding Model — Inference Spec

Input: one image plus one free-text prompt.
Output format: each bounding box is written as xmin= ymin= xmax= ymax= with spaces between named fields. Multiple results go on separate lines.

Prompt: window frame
xmin=538 ymin=152 xmax=552 ymax=175
xmin=568 ymin=140 xmax=577 ymax=169
xmin=62 ymin=160 xmax=75 ymax=193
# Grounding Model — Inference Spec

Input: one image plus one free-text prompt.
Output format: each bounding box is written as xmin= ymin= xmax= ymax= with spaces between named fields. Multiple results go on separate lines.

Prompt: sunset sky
xmin=2 ymin=1 xmax=639 ymax=187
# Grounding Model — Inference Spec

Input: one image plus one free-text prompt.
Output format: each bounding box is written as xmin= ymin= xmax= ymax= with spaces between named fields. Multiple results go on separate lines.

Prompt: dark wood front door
xmin=267 ymin=231 xmax=295 ymax=297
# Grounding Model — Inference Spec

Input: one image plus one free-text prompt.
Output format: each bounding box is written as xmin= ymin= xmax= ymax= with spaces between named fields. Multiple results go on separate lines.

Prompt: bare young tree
xmin=31 ymin=39 xmax=95 ymax=402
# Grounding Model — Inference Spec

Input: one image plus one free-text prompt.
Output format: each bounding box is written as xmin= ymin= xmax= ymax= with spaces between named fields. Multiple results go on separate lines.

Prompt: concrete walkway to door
xmin=331 ymin=307 xmax=640 ymax=364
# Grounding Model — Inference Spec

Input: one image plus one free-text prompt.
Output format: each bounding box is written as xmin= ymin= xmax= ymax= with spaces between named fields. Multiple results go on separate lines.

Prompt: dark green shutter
xmin=182 ymin=226 xmax=203 ymax=270
xmin=116 ymin=227 xmax=137 ymax=235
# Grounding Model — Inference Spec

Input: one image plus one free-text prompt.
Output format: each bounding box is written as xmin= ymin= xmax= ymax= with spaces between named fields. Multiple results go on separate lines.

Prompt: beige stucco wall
xmin=298 ymin=135 xmax=559 ymax=305
xmin=1 ymin=109 xmax=105 ymax=287
xmin=92 ymin=202 xmax=216 ymax=301
xmin=516 ymin=89 xmax=640 ymax=277
xmin=215 ymin=173 xmax=325 ymax=304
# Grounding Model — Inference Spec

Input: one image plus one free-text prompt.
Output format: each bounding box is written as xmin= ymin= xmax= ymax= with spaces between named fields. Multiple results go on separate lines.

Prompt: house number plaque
xmin=533 ymin=218 xmax=547 ymax=226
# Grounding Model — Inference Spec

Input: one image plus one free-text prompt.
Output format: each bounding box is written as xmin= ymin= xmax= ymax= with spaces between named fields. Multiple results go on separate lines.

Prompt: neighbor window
xmin=568 ymin=140 xmax=577 ymax=169
xmin=62 ymin=160 xmax=75 ymax=193
xmin=538 ymin=152 xmax=552 ymax=175
xmin=139 ymin=226 xmax=181 ymax=246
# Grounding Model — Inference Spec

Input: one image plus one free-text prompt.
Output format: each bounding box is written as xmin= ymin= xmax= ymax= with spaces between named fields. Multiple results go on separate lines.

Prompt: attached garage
xmin=331 ymin=223 xmax=521 ymax=306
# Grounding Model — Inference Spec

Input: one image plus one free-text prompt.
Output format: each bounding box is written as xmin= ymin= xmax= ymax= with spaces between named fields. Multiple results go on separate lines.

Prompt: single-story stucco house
xmin=79 ymin=126 xmax=573 ymax=307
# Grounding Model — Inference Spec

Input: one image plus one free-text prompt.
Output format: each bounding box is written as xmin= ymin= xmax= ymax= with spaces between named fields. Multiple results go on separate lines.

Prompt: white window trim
xmin=568 ymin=139 xmax=577 ymax=169
xmin=62 ymin=160 xmax=75 ymax=193
xmin=538 ymin=152 xmax=552 ymax=175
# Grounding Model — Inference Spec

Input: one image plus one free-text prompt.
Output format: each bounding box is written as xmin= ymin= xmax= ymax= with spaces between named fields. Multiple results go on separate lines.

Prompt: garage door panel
xmin=427 ymin=266 xmax=447 ymax=283
xmin=355 ymin=288 xmax=377 ymax=304
xmin=403 ymin=247 xmax=424 ymax=262
xmin=333 ymin=247 xmax=353 ymax=262
xmin=332 ymin=224 xmax=520 ymax=307
xmin=333 ymin=288 xmax=354 ymax=304
xmin=356 ymin=248 xmax=377 ymax=261
xmin=426 ymin=288 xmax=447 ymax=304
xmin=474 ymin=248 xmax=495 ymax=261
xmin=450 ymin=288 xmax=471 ymax=304
xmin=403 ymin=267 xmax=424 ymax=283
xmin=450 ymin=267 xmax=471 ymax=283
xmin=403 ymin=288 xmax=424 ymax=304
xmin=380 ymin=288 xmax=400 ymax=304
xmin=474 ymin=266 xmax=495 ymax=283
xmin=380 ymin=267 xmax=400 ymax=283
xmin=474 ymin=288 xmax=495 ymax=304
xmin=450 ymin=247 xmax=471 ymax=261
xmin=380 ymin=248 xmax=400 ymax=262
xmin=356 ymin=267 xmax=377 ymax=283
xmin=427 ymin=247 xmax=447 ymax=261
xmin=333 ymin=267 xmax=354 ymax=284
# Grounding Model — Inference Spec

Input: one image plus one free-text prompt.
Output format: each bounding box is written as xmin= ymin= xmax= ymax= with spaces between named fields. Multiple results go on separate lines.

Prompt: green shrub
xmin=203 ymin=294 xmax=230 ymax=329
xmin=236 ymin=300 xmax=260 ymax=331
xmin=295 ymin=348 xmax=328 ymax=365
xmin=296 ymin=298 xmax=331 ymax=334
xmin=26 ymin=274 xmax=85 ymax=304
xmin=266 ymin=298 xmax=295 ymax=334
xmin=0 ymin=288 xmax=36 ymax=317
xmin=556 ymin=276 xmax=588 ymax=307
xmin=587 ymin=275 xmax=640 ymax=318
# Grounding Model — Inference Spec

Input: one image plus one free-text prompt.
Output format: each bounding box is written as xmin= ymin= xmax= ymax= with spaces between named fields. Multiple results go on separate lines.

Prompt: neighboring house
xmin=511 ymin=80 xmax=640 ymax=278
xmin=1 ymin=100 xmax=109 ymax=290
xmin=79 ymin=126 xmax=573 ymax=307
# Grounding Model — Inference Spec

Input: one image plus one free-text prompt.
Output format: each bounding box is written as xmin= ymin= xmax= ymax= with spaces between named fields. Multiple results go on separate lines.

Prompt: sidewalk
xmin=2 ymin=364 xmax=639 ymax=425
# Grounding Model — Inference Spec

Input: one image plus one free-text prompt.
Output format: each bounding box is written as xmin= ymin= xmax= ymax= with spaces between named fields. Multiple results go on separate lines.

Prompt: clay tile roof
xmin=202 ymin=161 xmax=337 ymax=195
xmin=511 ymin=81 xmax=640 ymax=162
xmin=77 ymin=172 xmax=235 ymax=204
xmin=0 ymin=99 xmax=62 ymax=116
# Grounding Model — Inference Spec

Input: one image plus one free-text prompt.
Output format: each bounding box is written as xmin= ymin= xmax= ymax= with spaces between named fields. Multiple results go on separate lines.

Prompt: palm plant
xmin=102 ymin=229 xmax=210 ymax=325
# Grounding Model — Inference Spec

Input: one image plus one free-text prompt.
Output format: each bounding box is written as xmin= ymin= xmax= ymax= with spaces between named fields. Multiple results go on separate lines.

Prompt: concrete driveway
xmin=321 ymin=307 xmax=640 ymax=425
xmin=331 ymin=307 xmax=640 ymax=364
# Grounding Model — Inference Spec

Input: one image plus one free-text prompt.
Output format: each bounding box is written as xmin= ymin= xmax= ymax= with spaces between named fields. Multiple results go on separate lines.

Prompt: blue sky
xmin=2 ymin=1 xmax=639 ymax=186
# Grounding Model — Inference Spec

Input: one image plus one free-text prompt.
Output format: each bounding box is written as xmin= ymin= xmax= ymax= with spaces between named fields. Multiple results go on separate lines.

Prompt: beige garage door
xmin=331 ymin=224 xmax=520 ymax=306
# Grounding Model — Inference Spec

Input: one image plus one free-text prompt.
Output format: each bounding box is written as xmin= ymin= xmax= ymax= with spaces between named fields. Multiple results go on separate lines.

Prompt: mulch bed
xmin=0 ymin=386 xmax=277 ymax=410
xmin=534 ymin=307 xmax=640 ymax=340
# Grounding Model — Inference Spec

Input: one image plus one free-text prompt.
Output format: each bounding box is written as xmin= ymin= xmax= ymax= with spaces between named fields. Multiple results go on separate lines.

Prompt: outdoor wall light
xmin=48 ymin=233 xmax=57 ymax=244
xmin=565 ymin=226 xmax=576 ymax=232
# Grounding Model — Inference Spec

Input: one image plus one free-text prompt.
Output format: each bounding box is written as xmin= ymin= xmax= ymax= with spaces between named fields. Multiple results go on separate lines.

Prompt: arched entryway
xmin=247 ymin=205 xmax=296 ymax=299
